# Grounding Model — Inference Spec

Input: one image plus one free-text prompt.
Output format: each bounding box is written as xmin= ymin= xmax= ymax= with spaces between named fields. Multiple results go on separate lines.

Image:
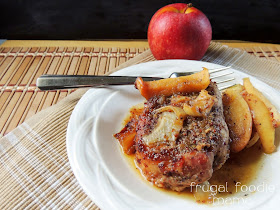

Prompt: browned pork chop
xmin=134 ymin=82 xmax=230 ymax=191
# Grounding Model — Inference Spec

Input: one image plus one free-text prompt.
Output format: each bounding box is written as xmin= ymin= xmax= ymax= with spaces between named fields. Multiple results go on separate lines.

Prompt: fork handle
xmin=36 ymin=75 xmax=163 ymax=90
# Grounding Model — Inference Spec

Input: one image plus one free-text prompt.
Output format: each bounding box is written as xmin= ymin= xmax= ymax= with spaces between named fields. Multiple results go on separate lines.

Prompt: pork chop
xmin=134 ymin=82 xmax=230 ymax=191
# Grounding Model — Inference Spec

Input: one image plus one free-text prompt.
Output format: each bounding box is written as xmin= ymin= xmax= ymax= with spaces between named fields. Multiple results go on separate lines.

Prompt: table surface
xmin=0 ymin=40 xmax=279 ymax=137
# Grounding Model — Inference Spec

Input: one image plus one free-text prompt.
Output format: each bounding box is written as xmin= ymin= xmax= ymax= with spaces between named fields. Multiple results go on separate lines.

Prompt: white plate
xmin=67 ymin=60 xmax=280 ymax=210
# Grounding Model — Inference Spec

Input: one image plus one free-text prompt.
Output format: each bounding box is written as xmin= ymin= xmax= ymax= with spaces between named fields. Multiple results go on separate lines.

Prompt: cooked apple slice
xmin=222 ymin=84 xmax=252 ymax=153
xmin=242 ymin=92 xmax=276 ymax=154
xmin=183 ymin=90 xmax=215 ymax=117
xmin=135 ymin=68 xmax=210 ymax=100
xmin=243 ymin=77 xmax=280 ymax=128
xmin=114 ymin=129 xmax=136 ymax=155
xmin=114 ymin=104 xmax=144 ymax=154
xmin=246 ymin=127 xmax=260 ymax=149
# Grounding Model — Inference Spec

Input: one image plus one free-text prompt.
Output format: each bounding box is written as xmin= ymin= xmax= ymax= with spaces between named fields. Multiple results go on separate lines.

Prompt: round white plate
xmin=67 ymin=60 xmax=280 ymax=210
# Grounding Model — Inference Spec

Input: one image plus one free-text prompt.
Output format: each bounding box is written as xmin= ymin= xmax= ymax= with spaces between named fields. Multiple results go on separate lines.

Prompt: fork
xmin=36 ymin=66 xmax=234 ymax=91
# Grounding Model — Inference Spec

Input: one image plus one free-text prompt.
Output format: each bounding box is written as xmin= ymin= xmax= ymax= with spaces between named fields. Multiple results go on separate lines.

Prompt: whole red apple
xmin=148 ymin=3 xmax=212 ymax=60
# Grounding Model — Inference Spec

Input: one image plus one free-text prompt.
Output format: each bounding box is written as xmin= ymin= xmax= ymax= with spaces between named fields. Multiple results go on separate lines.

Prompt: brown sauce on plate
xmin=123 ymin=141 xmax=264 ymax=203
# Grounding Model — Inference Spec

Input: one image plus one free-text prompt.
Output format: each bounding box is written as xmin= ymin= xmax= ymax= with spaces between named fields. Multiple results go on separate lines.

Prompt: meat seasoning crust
xmin=135 ymin=82 xmax=230 ymax=192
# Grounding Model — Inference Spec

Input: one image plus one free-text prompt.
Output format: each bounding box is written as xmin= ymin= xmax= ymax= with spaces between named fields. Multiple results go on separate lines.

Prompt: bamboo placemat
xmin=0 ymin=44 xmax=279 ymax=136
xmin=0 ymin=41 xmax=280 ymax=209
xmin=0 ymin=46 xmax=148 ymax=137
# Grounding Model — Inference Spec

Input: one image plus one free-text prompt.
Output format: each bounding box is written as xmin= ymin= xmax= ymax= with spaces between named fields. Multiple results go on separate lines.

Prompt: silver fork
xmin=36 ymin=66 xmax=234 ymax=91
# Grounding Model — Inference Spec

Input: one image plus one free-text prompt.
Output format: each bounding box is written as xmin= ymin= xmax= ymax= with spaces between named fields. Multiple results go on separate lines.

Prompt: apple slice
xmin=135 ymin=68 xmax=210 ymax=100
xmin=243 ymin=78 xmax=280 ymax=128
xmin=242 ymin=92 xmax=276 ymax=154
xmin=222 ymin=85 xmax=252 ymax=153
xmin=183 ymin=90 xmax=215 ymax=117
xmin=114 ymin=104 xmax=144 ymax=154
xmin=246 ymin=127 xmax=260 ymax=149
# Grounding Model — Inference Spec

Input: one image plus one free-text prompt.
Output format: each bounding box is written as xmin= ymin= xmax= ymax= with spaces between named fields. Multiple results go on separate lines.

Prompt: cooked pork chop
xmin=134 ymin=82 xmax=230 ymax=191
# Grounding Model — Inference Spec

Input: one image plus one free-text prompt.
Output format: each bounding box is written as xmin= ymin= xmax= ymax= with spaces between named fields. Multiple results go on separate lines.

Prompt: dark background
xmin=0 ymin=0 xmax=279 ymax=43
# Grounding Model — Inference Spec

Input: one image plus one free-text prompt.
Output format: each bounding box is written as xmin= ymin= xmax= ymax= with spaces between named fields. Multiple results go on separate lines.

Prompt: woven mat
xmin=0 ymin=44 xmax=280 ymax=136
xmin=0 ymin=46 xmax=148 ymax=136
xmin=0 ymin=42 xmax=280 ymax=209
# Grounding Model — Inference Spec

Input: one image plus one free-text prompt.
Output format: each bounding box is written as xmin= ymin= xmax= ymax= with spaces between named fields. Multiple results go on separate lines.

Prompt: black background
xmin=0 ymin=0 xmax=279 ymax=43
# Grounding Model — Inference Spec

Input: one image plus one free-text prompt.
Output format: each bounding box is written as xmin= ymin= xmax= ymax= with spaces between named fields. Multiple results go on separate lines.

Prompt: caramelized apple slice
xmin=183 ymin=90 xmax=215 ymax=117
xmin=135 ymin=68 xmax=210 ymax=100
xmin=222 ymin=85 xmax=252 ymax=153
xmin=170 ymin=95 xmax=191 ymax=106
xmin=243 ymin=77 xmax=280 ymax=128
xmin=246 ymin=126 xmax=260 ymax=149
xmin=114 ymin=104 xmax=144 ymax=154
xmin=114 ymin=129 xmax=136 ymax=155
xmin=242 ymin=92 xmax=276 ymax=154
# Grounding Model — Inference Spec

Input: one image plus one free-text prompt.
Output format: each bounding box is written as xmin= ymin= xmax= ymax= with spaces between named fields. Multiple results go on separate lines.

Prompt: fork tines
xmin=208 ymin=66 xmax=231 ymax=73
xmin=208 ymin=66 xmax=235 ymax=90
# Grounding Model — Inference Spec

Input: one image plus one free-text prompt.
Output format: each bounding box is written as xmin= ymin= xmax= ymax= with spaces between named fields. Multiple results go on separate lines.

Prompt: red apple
xmin=148 ymin=3 xmax=212 ymax=60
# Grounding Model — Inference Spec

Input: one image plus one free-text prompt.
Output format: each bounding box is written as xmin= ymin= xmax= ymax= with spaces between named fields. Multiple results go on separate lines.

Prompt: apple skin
xmin=148 ymin=3 xmax=212 ymax=60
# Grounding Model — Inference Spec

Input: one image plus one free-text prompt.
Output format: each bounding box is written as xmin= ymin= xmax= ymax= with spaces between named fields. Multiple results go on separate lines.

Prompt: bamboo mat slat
xmin=0 ymin=47 xmax=148 ymax=137
xmin=0 ymin=45 xmax=279 ymax=137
